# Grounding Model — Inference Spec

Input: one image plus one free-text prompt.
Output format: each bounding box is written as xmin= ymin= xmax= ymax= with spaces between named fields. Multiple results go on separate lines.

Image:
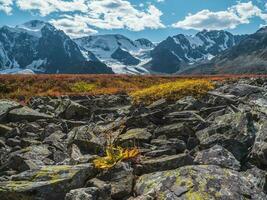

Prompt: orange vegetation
xmin=0 ymin=74 xmax=266 ymax=101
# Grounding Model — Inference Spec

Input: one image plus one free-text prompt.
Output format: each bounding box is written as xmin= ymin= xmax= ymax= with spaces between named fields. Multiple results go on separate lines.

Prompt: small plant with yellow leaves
xmin=93 ymin=145 xmax=140 ymax=169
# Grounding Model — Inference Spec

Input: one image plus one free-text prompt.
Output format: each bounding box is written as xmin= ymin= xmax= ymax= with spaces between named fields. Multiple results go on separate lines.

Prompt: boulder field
xmin=1 ymin=78 xmax=267 ymax=199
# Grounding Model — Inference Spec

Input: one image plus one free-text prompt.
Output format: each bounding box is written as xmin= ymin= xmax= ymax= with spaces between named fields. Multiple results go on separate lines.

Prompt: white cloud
xmin=0 ymin=0 xmax=14 ymax=14
xmin=16 ymin=0 xmax=88 ymax=16
xmin=0 ymin=0 xmax=164 ymax=37
xmin=172 ymin=1 xmax=267 ymax=30
xmin=50 ymin=0 xmax=165 ymax=37
xmin=50 ymin=16 xmax=98 ymax=38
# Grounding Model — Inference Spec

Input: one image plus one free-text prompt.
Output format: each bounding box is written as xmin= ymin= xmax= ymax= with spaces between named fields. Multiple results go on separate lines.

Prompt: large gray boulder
xmin=196 ymin=111 xmax=256 ymax=160
xmin=194 ymin=145 xmax=241 ymax=170
xmin=135 ymin=165 xmax=266 ymax=199
xmin=0 ymin=164 xmax=96 ymax=200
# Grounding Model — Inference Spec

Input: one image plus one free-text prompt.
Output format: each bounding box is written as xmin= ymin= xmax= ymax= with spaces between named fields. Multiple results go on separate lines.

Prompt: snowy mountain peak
xmin=15 ymin=20 xmax=55 ymax=38
xmin=256 ymin=26 xmax=267 ymax=34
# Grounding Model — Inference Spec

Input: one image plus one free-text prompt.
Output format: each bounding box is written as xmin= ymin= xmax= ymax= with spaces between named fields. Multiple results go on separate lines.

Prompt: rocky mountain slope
xmin=0 ymin=20 xmax=113 ymax=74
xmin=74 ymin=35 xmax=154 ymax=74
xmin=145 ymin=30 xmax=246 ymax=74
xmin=1 ymin=78 xmax=267 ymax=199
xmin=180 ymin=27 xmax=267 ymax=75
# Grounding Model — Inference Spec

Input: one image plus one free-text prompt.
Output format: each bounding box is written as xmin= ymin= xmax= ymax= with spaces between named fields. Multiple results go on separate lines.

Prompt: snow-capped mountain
xmin=144 ymin=30 xmax=247 ymax=74
xmin=181 ymin=27 xmax=267 ymax=74
xmin=0 ymin=20 xmax=113 ymax=74
xmin=74 ymin=35 xmax=154 ymax=74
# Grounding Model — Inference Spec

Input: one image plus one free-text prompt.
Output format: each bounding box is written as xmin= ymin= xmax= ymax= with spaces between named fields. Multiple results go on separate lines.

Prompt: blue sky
xmin=0 ymin=0 xmax=267 ymax=42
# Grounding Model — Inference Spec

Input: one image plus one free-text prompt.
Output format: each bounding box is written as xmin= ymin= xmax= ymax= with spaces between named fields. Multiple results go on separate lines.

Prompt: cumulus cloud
xmin=50 ymin=0 xmax=165 ymax=37
xmin=50 ymin=16 xmax=98 ymax=38
xmin=172 ymin=1 xmax=267 ymax=30
xmin=16 ymin=0 xmax=88 ymax=16
xmin=0 ymin=0 xmax=14 ymax=14
xmin=0 ymin=0 xmax=164 ymax=37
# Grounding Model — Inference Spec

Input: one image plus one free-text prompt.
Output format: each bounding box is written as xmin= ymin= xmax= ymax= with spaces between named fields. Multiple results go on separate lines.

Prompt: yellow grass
xmin=130 ymin=79 xmax=215 ymax=104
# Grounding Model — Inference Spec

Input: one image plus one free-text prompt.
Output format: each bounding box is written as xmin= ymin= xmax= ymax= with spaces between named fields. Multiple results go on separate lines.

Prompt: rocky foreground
xmin=1 ymin=78 xmax=267 ymax=199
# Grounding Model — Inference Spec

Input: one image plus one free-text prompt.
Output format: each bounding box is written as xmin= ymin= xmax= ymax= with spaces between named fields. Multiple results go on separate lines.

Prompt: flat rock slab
xmin=136 ymin=154 xmax=194 ymax=175
xmin=0 ymin=164 xmax=96 ymax=200
xmin=8 ymin=107 xmax=53 ymax=122
xmin=135 ymin=165 xmax=266 ymax=199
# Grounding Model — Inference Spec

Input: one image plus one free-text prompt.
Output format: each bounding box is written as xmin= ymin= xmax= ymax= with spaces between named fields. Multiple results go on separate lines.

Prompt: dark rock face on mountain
xmin=0 ymin=20 xmax=113 ymax=74
xmin=134 ymin=38 xmax=154 ymax=49
xmin=181 ymin=27 xmax=267 ymax=74
xmin=1 ymin=78 xmax=267 ymax=199
xmin=111 ymin=47 xmax=140 ymax=66
xmin=145 ymin=30 xmax=246 ymax=74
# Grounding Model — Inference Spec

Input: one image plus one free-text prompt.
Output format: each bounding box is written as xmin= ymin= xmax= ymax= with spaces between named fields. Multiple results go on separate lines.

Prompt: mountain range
xmin=0 ymin=20 xmax=267 ymax=74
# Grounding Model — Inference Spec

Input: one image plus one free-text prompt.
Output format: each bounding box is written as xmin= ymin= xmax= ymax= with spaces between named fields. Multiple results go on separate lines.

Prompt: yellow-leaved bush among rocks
xmin=93 ymin=145 xmax=140 ymax=169
xmin=130 ymin=79 xmax=215 ymax=104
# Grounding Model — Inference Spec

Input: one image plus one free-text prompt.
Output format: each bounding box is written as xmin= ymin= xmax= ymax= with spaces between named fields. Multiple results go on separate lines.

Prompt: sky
xmin=0 ymin=0 xmax=267 ymax=42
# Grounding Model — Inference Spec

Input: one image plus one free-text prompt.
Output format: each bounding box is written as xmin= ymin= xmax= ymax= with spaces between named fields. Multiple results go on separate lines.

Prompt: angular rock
xmin=65 ymin=187 xmax=98 ymax=200
xmin=0 ymin=100 xmax=21 ymax=122
xmin=196 ymin=112 xmax=256 ymax=160
xmin=227 ymin=84 xmax=264 ymax=97
xmin=135 ymin=165 xmax=266 ymax=199
xmin=118 ymin=128 xmax=152 ymax=147
xmin=7 ymin=106 xmax=53 ymax=122
xmin=4 ymin=145 xmax=52 ymax=171
xmin=154 ymin=123 xmax=193 ymax=140
xmin=55 ymin=99 xmax=91 ymax=120
xmin=86 ymin=178 xmax=111 ymax=200
xmin=67 ymin=126 xmax=104 ymax=155
xmin=150 ymin=138 xmax=186 ymax=153
xmin=0 ymin=164 xmax=96 ymax=200
xmin=97 ymin=163 xmax=133 ymax=199
xmin=251 ymin=121 xmax=267 ymax=167
xmin=194 ymin=145 xmax=241 ymax=170
xmin=136 ymin=154 xmax=194 ymax=175
xmin=0 ymin=124 xmax=12 ymax=136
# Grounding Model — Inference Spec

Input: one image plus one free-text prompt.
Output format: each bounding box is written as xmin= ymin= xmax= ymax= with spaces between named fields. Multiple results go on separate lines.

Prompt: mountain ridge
xmin=1 ymin=20 xmax=266 ymax=75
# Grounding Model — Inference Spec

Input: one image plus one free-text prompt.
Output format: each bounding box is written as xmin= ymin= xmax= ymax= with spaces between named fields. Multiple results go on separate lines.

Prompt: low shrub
xmin=130 ymin=79 xmax=215 ymax=104
xmin=71 ymin=81 xmax=97 ymax=93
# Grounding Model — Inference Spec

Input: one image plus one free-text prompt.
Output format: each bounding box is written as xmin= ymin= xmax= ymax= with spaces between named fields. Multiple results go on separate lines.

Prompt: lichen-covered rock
xmin=135 ymin=165 xmax=266 ymax=200
xmin=65 ymin=187 xmax=98 ymax=200
xmin=194 ymin=145 xmax=241 ymax=170
xmin=251 ymin=121 xmax=267 ymax=167
xmin=0 ymin=164 xmax=96 ymax=200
